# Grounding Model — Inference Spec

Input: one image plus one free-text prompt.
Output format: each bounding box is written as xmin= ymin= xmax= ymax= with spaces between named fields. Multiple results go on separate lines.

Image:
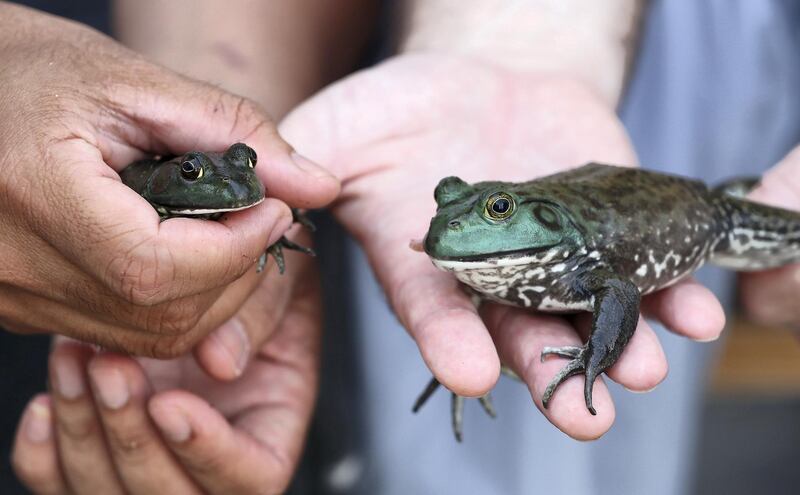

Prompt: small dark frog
xmin=416 ymin=163 xmax=800 ymax=440
xmin=120 ymin=143 xmax=314 ymax=273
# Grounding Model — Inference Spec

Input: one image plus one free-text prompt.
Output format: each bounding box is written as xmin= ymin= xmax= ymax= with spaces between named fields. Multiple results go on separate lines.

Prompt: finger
xmin=149 ymin=392 xmax=294 ymax=495
xmin=641 ymin=277 xmax=726 ymax=341
xmin=0 ymin=265 xmax=262 ymax=358
xmin=570 ymin=313 xmax=668 ymax=391
xmin=193 ymin=229 xmax=305 ymax=380
xmin=150 ymin=272 xmax=321 ymax=494
xmin=739 ymin=265 xmax=800 ymax=326
xmin=88 ymin=353 xmax=201 ymax=495
xmin=48 ymin=341 xmax=125 ymax=494
xmin=748 ymin=145 xmax=800 ymax=209
xmin=12 ymin=395 xmax=69 ymax=495
xmin=483 ymin=305 xmax=614 ymax=440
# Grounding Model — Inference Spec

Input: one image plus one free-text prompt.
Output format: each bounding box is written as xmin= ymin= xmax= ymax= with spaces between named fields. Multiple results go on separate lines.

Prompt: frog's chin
xmin=164 ymin=197 xmax=264 ymax=216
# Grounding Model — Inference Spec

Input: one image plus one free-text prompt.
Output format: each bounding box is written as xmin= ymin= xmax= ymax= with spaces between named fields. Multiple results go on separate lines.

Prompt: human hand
xmin=12 ymin=244 xmax=319 ymax=495
xmin=0 ymin=4 xmax=339 ymax=356
xmin=281 ymin=53 xmax=725 ymax=439
xmin=739 ymin=146 xmax=800 ymax=327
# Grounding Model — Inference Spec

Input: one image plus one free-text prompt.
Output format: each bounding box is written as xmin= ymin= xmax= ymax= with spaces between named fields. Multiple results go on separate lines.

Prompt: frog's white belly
xmin=430 ymin=254 xmax=593 ymax=312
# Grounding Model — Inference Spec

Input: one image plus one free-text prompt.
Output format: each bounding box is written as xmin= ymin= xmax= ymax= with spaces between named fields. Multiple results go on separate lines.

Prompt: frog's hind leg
xmin=540 ymin=273 xmax=640 ymax=415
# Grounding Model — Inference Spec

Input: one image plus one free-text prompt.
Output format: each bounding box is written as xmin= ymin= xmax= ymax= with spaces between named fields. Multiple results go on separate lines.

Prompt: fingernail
xmin=24 ymin=399 xmax=52 ymax=444
xmin=291 ymin=152 xmax=334 ymax=179
xmin=210 ymin=318 xmax=250 ymax=377
xmin=152 ymin=406 xmax=192 ymax=443
xmin=90 ymin=366 xmax=130 ymax=410
xmin=52 ymin=356 xmax=84 ymax=400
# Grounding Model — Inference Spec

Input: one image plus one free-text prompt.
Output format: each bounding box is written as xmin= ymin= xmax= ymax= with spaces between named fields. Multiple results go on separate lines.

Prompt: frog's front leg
xmin=412 ymin=377 xmax=496 ymax=442
xmin=541 ymin=272 xmax=640 ymax=415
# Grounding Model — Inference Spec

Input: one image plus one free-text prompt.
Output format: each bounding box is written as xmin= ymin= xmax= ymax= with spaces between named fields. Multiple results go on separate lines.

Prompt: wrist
xmin=397 ymin=0 xmax=643 ymax=107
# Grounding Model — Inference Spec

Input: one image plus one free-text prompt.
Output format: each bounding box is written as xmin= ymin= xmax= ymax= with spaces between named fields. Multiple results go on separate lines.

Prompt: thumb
xmin=109 ymin=74 xmax=340 ymax=209
xmin=748 ymin=146 xmax=800 ymax=209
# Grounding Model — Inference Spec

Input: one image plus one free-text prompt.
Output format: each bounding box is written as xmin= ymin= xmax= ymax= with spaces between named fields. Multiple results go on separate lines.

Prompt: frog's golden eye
xmin=180 ymin=158 xmax=204 ymax=181
xmin=248 ymin=147 xmax=257 ymax=168
xmin=485 ymin=192 xmax=515 ymax=220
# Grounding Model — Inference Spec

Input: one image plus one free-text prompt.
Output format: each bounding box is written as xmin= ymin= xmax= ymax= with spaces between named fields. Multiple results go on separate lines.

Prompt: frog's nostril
xmin=448 ymin=220 xmax=461 ymax=229
xmin=222 ymin=176 xmax=230 ymax=182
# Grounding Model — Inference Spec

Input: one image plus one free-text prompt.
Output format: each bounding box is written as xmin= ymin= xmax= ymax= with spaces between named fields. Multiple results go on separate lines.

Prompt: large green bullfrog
xmin=120 ymin=143 xmax=313 ymax=273
xmin=416 ymin=163 xmax=800 ymax=440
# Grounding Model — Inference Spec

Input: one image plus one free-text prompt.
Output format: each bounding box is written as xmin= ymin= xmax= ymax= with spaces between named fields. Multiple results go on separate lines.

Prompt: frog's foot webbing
xmin=258 ymin=209 xmax=316 ymax=274
xmin=540 ymin=344 xmax=598 ymax=415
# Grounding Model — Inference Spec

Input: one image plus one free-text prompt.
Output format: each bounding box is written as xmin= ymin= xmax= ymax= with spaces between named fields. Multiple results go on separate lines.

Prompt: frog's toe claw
xmin=451 ymin=393 xmax=464 ymax=442
xmin=412 ymin=377 xmax=441 ymax=413
xmin=291 ymin=208 xmax=317 ymax=232
xmin=412 ymin=376 xmax=497 ymax=442
xmin=277 ymin=236 xmax=316 ymax=257
xmin=266 ymin=243 xmax=286 ymax=274
xmin=478 ymin=393 xmax=497 ymax=418
xmin=541 ymin=345 xmax=583 ymax=361
xmin=541 ymin=347 xmax=587 ymax=411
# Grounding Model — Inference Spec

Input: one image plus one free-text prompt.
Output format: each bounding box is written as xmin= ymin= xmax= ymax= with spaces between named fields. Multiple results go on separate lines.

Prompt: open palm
xmin=281 ymin=53 xmax=725 ymax=439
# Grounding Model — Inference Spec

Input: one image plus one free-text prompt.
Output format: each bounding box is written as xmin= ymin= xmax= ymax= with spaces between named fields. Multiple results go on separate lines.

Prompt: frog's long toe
xmin=412 ymin=376 xmax=495 ymax=442
xmin=541 ymin=345 xmax=599 ymax=415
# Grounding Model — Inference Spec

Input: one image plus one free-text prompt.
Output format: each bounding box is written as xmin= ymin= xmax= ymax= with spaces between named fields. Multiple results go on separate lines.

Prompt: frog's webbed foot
xmin=540 ymin=272 xmax=641 ymax=416
xmin=540 ymin=344 xmax=598 ymax=415
xmin=412 ymin=376 xmax=496 ymax=442
xmin=259 ymin=209 xmax=317 ymax=274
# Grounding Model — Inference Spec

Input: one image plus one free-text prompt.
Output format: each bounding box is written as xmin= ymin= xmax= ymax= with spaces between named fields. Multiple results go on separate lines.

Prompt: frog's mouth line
xmin=164 ymin=197 xmax=265 ymax=215
xmin=429 ymin=245 xmax=561 ymax=270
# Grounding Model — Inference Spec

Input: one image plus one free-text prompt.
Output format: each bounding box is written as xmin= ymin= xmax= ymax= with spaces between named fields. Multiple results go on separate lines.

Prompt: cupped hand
xmin=12 ymin=243 xmax=319 ymax=495
xmin=739 ymin=146 xmax=800 ymax=327
xmin=281 ymin=53 xmax=725 ymax=439
xmin=0 ymin=4 xmax=339 ymax=356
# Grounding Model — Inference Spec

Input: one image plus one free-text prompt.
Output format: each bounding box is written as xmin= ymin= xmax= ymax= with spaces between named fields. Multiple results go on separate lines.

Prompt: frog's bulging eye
xmin=248 ymin=148 xmax=257 ymax=168
xmin=485 ymin=192 xmax=515 ymax=220
xmin=181 ymin=158 xmax=204 ymax=181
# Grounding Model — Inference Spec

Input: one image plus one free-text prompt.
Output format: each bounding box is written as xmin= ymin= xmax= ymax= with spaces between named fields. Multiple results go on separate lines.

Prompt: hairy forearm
xmin=113 ymin=0 xmax=375 ymax=119
xmin=398 ymin=0 xmax=644 ymax=106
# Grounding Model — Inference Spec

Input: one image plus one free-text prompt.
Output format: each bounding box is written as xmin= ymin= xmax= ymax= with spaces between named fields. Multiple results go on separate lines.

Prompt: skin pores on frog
xmin=120 ymin=143 xmax=314 ymax=274
xmin=418 ymin=163 xmax=800 ymax=438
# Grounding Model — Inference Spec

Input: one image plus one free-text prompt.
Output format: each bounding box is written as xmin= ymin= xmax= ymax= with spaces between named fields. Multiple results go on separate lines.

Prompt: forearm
xmin=113 ymin=0 xmax=375 ymax=119
xmin=398 ymin=0 xmax=644 ymax=107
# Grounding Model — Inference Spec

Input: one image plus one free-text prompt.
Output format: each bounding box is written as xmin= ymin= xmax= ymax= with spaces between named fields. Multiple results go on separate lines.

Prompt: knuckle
xmin=147 ymin=297 xmax=204 ymax=337
xmin=55 ymin=410 xmax=101 ymax=443
xmin=105 ymin=240 xmax=178 ymax=306
xmin=147 ymin=330 xmax=202 ymax=359
xmin=105 ymin=426 xmax=156 ymax=464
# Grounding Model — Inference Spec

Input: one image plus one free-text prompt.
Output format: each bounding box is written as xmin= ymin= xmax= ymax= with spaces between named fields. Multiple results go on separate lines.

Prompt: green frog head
xmin=121 ymin=143 xmax=265 ymax=216
xmin=423 ymin=176 xmax=585 ymax=265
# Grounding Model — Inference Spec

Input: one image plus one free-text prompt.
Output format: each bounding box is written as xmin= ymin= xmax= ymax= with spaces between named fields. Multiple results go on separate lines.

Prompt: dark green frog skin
xmin=415 ymin=163 xmax=800 ymax=440
xmin=120 ymin=143 xmax=313 ymax=273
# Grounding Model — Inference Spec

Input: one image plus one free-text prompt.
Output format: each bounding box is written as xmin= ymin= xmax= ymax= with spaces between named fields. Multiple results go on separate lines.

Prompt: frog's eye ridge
xmin=485 ymin=192 xmax=515 ymax=220
xmin=180 ymin=157 xmax=204 ymax=181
